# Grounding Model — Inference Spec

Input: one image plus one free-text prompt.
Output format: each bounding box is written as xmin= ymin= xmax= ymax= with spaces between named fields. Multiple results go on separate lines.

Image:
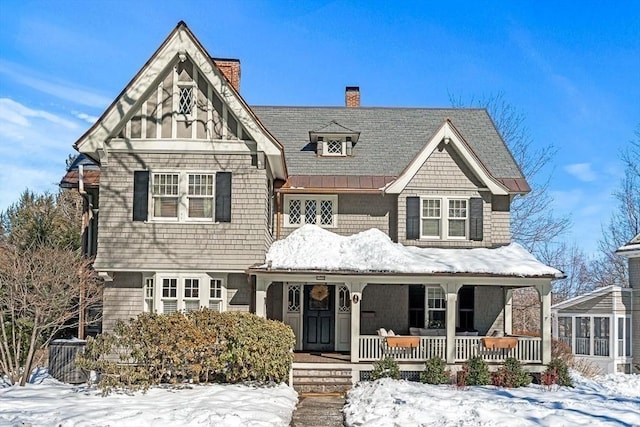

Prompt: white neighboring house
xmin=616 ymin=232 xmax=640 ymax=373
xmin=552 ymin=285 xmax=633 ymax=374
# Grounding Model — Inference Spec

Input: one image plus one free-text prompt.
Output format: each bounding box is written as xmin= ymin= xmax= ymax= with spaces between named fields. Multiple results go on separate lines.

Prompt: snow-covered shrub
xmin=460 ymin=357 xmax=491 ymax=386
xmin=544 ymin=358 xmax=573 ymax=387
xmin=371 ymin=357 xmax=400 ymax=380
xmin=420 ymin=357 xmax=450 ymax=384
xmin=492 ymin=357 xmax=531 ymax=388
xmin=78 ymin=310 xmax=295 ymax=393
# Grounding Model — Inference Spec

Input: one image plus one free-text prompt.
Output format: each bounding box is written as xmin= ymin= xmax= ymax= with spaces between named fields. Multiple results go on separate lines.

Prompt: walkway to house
xmin=290 ymin=394 xmax=345 ymax=427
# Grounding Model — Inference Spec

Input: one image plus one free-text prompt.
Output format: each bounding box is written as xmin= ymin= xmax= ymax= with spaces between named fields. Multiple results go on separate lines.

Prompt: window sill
xmin=146 ymin=219 xmax=219 ymax=225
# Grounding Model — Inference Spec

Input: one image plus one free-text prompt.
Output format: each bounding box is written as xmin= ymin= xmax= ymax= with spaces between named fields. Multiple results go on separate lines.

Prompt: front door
xmin=303 ymin=284 xmax=335 ymax=351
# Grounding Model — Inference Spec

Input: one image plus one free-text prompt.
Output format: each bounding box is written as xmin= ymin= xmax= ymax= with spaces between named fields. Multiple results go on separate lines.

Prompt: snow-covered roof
xmin=616 ymin=232 xmax=640 ymax=257
xmin=551 ymin=285 xmax=630 ymax=311
xmin=259 ymin=225 xmax=564 ymax=278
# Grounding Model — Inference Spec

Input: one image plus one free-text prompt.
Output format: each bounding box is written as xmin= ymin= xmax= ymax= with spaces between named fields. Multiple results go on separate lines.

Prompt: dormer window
xmin=310 ymin=121 xmax=360 ymax=157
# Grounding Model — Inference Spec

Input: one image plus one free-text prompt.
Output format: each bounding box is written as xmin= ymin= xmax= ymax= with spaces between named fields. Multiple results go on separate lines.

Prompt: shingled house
xmin=616 ymin=233 xmax=640 ymax=373
xmin=62 ymin=22 xmax=563 ymax=384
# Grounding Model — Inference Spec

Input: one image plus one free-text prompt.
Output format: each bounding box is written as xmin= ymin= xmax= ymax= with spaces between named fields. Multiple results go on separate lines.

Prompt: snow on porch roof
xmin=256 ymin=225 xmax=564 ymax=278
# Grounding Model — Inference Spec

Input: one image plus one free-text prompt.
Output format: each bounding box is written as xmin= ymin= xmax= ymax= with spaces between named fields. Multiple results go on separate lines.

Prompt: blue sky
xmin=0 ymin=0 xmax=638 ymax=255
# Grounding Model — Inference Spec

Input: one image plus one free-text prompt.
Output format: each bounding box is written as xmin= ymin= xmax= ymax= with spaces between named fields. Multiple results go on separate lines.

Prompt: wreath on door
xmin=310 ymin=285 xmax=329 ymax=301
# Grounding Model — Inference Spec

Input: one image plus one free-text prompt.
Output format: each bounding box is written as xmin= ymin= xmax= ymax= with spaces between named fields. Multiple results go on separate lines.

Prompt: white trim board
xmin=384 ymin=120 xmax=508 ymax=195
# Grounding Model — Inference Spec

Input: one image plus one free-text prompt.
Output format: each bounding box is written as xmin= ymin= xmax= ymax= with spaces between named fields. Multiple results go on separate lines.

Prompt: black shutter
xmin=133 ymin=171 xmax=149 ymax=222
xmin=406 ymin=197 xmax=420 ymax=240
xmin=215 ymin=172 xmax=232 ymax=222
xmin=469 ymin=197 xmax=484 ymax=241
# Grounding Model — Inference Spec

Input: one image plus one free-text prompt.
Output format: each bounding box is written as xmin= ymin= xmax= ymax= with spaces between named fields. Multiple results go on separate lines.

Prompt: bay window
xmin=146 ymin=274 xmax=226 ymax=314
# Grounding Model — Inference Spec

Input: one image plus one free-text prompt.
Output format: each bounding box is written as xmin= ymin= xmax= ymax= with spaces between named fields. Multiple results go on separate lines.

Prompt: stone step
xmin=293 ymin=369 xmax=352 ymax=377
xmin=293 ymin=383 xmax=351 ymax=394
xmin=293 ymin=377 xmax=351 ymax=384
xmin=292 ymin=367 xmax=353 ymax=393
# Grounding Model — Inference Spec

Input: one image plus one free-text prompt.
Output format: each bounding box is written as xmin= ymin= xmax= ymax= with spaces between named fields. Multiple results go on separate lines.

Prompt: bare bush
xmin=0 ymin=244 xmax=102 ymax=386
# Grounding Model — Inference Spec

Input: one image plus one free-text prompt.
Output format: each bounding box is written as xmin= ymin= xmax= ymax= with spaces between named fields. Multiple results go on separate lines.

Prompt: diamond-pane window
xmin=305 ymin=200 xmax=316 ymax=224
xmin=289 ymin=200 xmax=301 ymax=224
xmin=326 ymin=139 xmax=343 ymax=154
xmin=179 ymin=86 xmax=194 ymax=115
xmin=338 ymin=285 xmax=351 ymax=312
xmin=320 ymin=200 xmax=333 ymax=225
xmin=287 ymin=285 xmax=300 ymax=312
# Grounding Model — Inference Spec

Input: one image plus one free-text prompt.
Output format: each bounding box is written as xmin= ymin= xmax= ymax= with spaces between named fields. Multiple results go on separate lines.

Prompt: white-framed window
xmin=287 ymin=284 xmax=301 ymax=313
xmin=617 ymin=316 xmax=632 ymax=357
xmin=318 ymin=136 xmax=347 ymax=156
xmin=209 ymin=279 xmax=223 ymax=312
xmin=560 ymin=314 xmax=618 ymax=357
xmin=426 ymin=287 xmax=446 ymax=329
xmin=594 ymin=317 xmax=610 ymax=356
xmin=150 ymin=274 xmax=225 ymax=314
xmin=178 ymin=84 xmax=194 ymax=117
xmin=557 ymin=316 xmax=572 ymax=348
xmin=151 ymin=171 xmax=216 ymax=222
xmin=183 ymin=278 xmax=201 ymax=313
xmin=152 ymin=173 xmax=179 ymax=218
xmin=420 ymin=197 xmax=468 ymax=239
xmin=161 ymin=278 xmax=178 ymax=314
xmin=285 ymin=195 xmax=337 ymax=227
xmin=187 ymin=174 xmax=214 ymax=218
xmin=144 ymin=277 xmax=154 ymax=312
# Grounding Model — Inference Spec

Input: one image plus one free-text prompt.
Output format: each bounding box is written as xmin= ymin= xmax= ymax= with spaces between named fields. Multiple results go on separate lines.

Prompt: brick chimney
xmin=213 ymin=58 xmax=241 ymax=92
xmin=345 ymin=86 xmax=360 ymax=108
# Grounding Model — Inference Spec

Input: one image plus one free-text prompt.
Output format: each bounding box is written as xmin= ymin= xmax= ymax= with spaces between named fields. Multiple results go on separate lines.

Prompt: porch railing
xmin=358 ymin=335 xmax=541 ymax=364
xmin=358 ymin=335 xmax=446 ymax=361
xmin=455 ymin=336 xmax=541 ymax=363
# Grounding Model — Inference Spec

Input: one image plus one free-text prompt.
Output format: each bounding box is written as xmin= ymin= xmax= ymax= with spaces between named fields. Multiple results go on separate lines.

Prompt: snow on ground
xmin=0 ymin=369 xmax=297 ymax=427
xmin=263 ymin=225 xmax=563 ymax=277
xmin=3 ymin=369 xmax=638 ymax=426
xmin=344 ymin=372 xmax=640 ymax=426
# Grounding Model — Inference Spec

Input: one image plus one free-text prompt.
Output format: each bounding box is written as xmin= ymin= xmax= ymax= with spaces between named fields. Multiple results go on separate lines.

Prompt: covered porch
xmin=249 ymin=225 xmax=562 ymax=371
xmin=251 ymin=273 xmax=553 ymax=369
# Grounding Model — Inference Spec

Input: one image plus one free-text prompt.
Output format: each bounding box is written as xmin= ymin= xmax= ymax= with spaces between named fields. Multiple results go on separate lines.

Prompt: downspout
xmin=276 ymin=192 xmax=282 ymax=240
xmin=77 ymin=164 xmax=87 ymax=340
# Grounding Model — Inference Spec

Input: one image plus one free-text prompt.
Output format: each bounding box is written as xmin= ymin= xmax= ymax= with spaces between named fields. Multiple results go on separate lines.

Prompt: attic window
xmin=178 ymin=86 xmax=194 ymax=116
xmin=326 ymin=139 xmax=343 ymax=155
xmin=310 ymin=121 xmax=359 ymax=157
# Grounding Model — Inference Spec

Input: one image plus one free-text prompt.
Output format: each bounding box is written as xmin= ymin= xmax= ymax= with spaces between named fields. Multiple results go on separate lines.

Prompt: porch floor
xmin=294 ymin=352 xmax=351 ymax=364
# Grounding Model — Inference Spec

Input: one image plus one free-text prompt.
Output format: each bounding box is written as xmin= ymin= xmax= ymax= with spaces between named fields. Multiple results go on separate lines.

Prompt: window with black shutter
xmin=406 ymin=196 xmax=420 ymax=240
xmin=469 ymin=197 xmax=483 ymax=241
xmin=215 ymin=172 xmax=232 ymax=222
xmin=133 ymin=171 xmax=149 ymax=221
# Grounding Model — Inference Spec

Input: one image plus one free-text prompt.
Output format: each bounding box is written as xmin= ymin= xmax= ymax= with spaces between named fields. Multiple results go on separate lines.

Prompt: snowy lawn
xmin=0 ymin=369 xmax=298 ymax=426
xmin=344 ymin=372 xmax=640 ymax=426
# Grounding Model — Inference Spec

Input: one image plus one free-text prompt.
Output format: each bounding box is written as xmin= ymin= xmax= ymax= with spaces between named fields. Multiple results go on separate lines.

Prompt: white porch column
xmin=504 ymin=289 xmax=513 ymax=335
xmin=255 ymin=277 xmax=269 ymax=318
xmin=444 ymin=282 xmax=463 ymax=364
xmin=350 ymin=282 xmax=364 ymax=363
xmin=536 ymin=282 xmax=552 ymax=365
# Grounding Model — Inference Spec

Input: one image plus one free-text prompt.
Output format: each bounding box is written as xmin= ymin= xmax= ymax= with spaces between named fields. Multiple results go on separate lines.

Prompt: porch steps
xmin=292 ymin=367 xmax=352 ymax=394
